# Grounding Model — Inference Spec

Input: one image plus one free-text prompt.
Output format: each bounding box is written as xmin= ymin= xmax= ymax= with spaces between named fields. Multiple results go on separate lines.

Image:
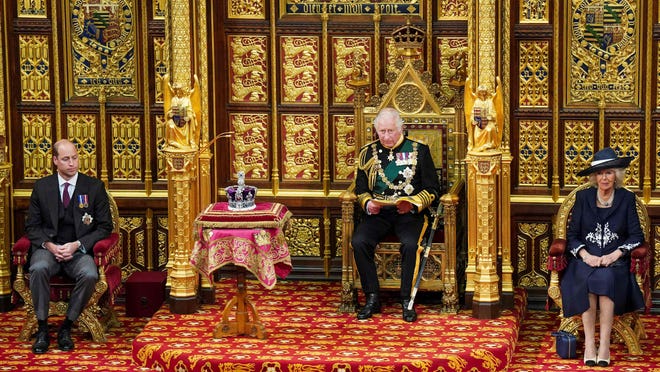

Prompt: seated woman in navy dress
xmin=561 ymin=147 xmax=645 ymax=367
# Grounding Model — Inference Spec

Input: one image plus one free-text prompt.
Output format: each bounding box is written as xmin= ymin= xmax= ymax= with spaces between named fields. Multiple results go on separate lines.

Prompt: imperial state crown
xmin=225 ymin=171 xmax=257 ymax=211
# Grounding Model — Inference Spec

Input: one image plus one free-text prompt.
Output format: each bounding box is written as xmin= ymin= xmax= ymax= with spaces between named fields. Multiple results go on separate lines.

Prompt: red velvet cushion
xmin=12 ymin=235 xmax=31 ymax=266
xmin=93 ymin=232 xmax=120 ymax=266
xmin=548 ymin=238 xmax=566 ymax=256
xmin=630 ymin=242 xmax=648 ymax=259
xmin=195 ymin=202 xmax=292 ymax=229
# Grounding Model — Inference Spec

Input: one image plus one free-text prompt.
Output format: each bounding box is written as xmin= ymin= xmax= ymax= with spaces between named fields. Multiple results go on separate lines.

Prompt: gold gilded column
xmin=499 ymin=152 xmax=514 ymax=308
xmin=0 ymin=163 xmax=11 ymax=312
xmin=0 ymin=5 xmax=11 ymax=312
xmin=165 ymin=0 xmax=200 ymax=313
xmin=463 ymin=0 xmax=511 ymax=318
xmin=466 ymin=152 xmax=500 ymax=318
xmin=195 ymin=0 xmax=214 ymax=305
xmin=165 ymin=150 xmax=199 ymax=313
xmin=338 ymin=75 xmax=369 ymax=312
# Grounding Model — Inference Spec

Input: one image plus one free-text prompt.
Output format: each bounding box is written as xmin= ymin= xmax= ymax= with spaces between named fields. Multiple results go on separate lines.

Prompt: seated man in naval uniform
xmin=351 ymin=107 xmax=440 ymax=322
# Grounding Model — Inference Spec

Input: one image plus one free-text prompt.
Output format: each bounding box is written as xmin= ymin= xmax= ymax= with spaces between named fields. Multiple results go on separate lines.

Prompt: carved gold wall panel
xmin=155 ymin=114 xmax=167 ymax=180
xmin=68 ymin=0 xmax=137 ymax=97
xmin=157 ymin=216 xmax=169 ymax=267
xmin=19 ymin=0 xmax=47 ymax=17
xmin=229 ymin=113 xmax=269 ymax=180
xmin=519 ymin=41 xmax=549 ymax=107
xmin=153 ymin=0 xmax=166 ymax=18
xmin=608 ymin=120 xmax=640 ymax=187
xmin=520 ymin=0 xmax=549 ymax=23
xmin=281 ymin=36 xmax=319 ymax=104
xmin=656 ymin=122 xmax=660 ymax=187
xmin=518 ymin=120 xmax=549 ymax=186
xmin=282 ymin=114 xmax=320 ymax=180
xmin=332 ymin=37 xmax=371 ymax=105
xmin=19 ymin=35 xmax=50 ymax=102
xmin=228 ymin=0 xmax=266 ymax=19
xmin=437 ymin=37 xmax=468 ymax=105
xmin=333 ymin=115 xmax=356 ymax=181
xmin=22 ymin=114 xmax=52 ymax=179
xmin=284 ymin=217 xmax=321 ymax=257
xmin=655 ymin=226 xmax=660 ymax=290
xmin=439 ymin=0 xmax=468 ymax=19
xmin=658 ymin=43 xmax=660 ymax=108
xmin=66 ymin=114 xmax=97 ymax=177
xmin=0 ymin=10 xmax=5 ymax=140
xmin=567 ymin=0 xmax=640 ymax=105
xmin=516 ymin=223 xmax=549 ymax=288
xmin=154 ymin=37 xmax=167 ymax=104
xmin=111 ymin=115 xmax=142 ymax=180
xmin=119 ymin=216 xmax=147 ymax=278
xmin=229 ymin=35 xmax=268 ymax=103
xmin=563 ymin=120 xmax=594 ymax=186
xmin=335 ymin=218 xmax=342 ymax=257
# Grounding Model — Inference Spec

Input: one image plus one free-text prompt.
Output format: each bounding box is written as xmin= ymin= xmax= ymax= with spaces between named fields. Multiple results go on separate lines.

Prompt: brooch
xmin=82 ymin=213 xmax=94 ymax=225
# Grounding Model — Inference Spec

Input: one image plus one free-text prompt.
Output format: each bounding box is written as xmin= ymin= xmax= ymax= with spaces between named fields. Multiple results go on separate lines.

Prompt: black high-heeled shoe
xmin=583 ymin=355 xmax=596 ymax=367
xmin=596 ymin=355 xmax=610 ymax=367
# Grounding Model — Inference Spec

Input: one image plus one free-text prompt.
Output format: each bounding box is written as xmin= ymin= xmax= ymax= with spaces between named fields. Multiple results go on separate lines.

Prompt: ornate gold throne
xmin=339 ymin=23 xmax=464 ymax=314
xmin=547 ymin=183 xmax=652 ymax=355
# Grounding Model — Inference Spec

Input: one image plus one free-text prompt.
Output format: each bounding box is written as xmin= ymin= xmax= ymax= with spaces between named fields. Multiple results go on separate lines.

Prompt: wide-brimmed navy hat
xmin=577 ymin=147 xmax=633 ymax=176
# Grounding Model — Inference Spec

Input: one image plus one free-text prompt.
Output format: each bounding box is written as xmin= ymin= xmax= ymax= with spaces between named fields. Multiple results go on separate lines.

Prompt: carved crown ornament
xmin=365 ymin=21 xmax=448 ymax=110
xmin=391 ymin=19 xmax=425 ymax=56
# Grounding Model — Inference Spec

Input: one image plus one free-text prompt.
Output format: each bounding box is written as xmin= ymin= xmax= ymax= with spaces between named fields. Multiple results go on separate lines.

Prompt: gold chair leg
xmin=612 ymin=317 xmax=643 ymax=355
xmin=78 ymin=306 xmax=107 ymax=343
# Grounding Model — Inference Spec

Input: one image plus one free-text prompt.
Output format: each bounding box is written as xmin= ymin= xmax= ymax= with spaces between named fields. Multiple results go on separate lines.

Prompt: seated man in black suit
xmin=25 ymin=139 xmax=113 ymax=353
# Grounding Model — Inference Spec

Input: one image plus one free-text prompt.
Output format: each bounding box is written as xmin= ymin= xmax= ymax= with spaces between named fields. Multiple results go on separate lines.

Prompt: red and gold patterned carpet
xmin=132 ymin=280 xmax=526 ymax=371
xmin=0 ymin=279 xmax=659 ymax=371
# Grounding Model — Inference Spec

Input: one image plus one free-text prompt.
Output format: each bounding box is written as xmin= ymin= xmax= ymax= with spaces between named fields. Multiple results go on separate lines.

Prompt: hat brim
xmin=577 ymin=157 xmax=633 ymax=176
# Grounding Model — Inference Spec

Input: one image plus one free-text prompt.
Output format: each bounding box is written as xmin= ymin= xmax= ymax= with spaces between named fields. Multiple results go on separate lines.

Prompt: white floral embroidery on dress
xmin=585 ymin=222 xmax=618 ymax=249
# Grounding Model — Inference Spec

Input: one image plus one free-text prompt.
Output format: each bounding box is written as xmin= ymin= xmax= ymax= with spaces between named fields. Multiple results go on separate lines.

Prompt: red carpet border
xmin=1 ymin=283 xmax=660 ymax=371
xmin=509 ymin=310 xmax=660 ymax=371
xmin=0 ymin=310 xmax=151 ymax=371
xmin=132 ymin=279 xmax=527 ymax=372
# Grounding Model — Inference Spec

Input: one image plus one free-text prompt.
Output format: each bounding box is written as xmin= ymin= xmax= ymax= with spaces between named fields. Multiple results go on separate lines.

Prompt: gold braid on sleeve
xmin=404 ymin=190 xmax=436 ymax=211
xmin=356 ymin=144 xmax=377 ymax=210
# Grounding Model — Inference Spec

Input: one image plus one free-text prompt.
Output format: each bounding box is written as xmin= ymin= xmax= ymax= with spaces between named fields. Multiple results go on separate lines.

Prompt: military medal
xmin=82 ymin=213 xmax=93 ymax=225
xmin=78 ymin=194 xmax=89 ymax=208
xmin=396 ymin=152 xmax=412 ymax=166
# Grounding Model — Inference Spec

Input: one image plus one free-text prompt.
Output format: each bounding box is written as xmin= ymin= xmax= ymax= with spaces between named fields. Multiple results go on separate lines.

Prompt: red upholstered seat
xmin=12 ymin=191 xmax=122 ymax=343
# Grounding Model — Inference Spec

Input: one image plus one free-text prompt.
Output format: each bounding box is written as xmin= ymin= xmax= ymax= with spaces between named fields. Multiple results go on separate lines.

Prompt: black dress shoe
xmin=402 ymin=300 xmax=417 ymax=322
xmin=357 ymin=293 xmax=381 ymax=320
xmin=32 ymin=329 xmax=50 ymax=354
xmin=57 ymin=327 xmax=74 ymax=351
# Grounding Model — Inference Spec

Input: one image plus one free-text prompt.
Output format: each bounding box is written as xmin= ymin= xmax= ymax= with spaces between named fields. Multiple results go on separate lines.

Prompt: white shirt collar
xmin=58 ymin=173 xmax=79 ymax=188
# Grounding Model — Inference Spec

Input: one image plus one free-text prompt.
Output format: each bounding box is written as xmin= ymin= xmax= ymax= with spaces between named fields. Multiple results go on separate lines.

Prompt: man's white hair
xmin=373 ymin=107 xmax=404 ymax=130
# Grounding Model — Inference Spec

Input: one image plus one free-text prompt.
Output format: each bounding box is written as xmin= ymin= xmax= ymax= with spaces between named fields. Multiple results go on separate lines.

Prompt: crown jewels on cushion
xmin=225 ymin=171 xmax=257 ymax=211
